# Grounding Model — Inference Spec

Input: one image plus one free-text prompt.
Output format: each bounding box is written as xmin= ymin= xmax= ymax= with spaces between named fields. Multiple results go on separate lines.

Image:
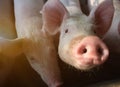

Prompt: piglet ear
xmin=89 ymin=0 xmax=114 ymax=37
xmin=41 ymin=0 xmax=68 ymax=35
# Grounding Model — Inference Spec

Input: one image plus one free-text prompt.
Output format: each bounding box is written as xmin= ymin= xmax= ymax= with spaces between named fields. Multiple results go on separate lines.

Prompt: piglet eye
xmin=65 ymin=29 xmax=68 ymax=33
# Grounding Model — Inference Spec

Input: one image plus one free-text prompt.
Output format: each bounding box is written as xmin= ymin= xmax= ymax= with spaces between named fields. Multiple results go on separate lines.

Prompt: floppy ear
xmin=89 ymin=0 xmax=114 ymax=37
xmin=0 ymin=38 xmax=24 ymax=57
xmin=41 ymin=0 xmax=69 ymax=35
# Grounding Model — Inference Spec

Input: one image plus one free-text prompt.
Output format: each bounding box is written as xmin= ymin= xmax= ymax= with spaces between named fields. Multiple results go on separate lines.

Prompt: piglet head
xmin=42 ymin=0 xmax=114 ymax=70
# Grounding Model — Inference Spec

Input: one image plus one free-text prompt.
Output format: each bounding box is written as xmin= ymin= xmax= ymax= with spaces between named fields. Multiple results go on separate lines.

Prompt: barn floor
xmin=1 ymin=53 xmax=120 ymax=87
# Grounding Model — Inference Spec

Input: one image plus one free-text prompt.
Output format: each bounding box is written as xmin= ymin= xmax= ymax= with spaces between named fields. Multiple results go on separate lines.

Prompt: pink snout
xmin=72 ymin=36 xmax=109 ymax=70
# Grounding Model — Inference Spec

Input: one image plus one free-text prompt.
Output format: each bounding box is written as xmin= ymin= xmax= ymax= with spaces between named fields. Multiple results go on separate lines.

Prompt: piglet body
xmin=0 ymin=0 xmax=62 ymax=87
xmin=14 ymin=0 xmax=63 ymax=87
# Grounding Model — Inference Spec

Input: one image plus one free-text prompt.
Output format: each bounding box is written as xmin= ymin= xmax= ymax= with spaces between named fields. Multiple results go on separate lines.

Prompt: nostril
xmin=82 ymin=48 xmax=87 ymax=54
xmin=77 ymin=46 xmax=87 ymax=55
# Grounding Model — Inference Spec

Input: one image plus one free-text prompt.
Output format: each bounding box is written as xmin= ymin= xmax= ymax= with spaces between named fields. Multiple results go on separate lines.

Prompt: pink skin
xmin=0 ymin=0 xmax=114 ymax=86
xmin=71 ymin=36 xmax=109 ymax=70
xmin=42 ymin=0 xmax=114 ymax=70
xmin=13 ymin=0 xmax=63 ymax=87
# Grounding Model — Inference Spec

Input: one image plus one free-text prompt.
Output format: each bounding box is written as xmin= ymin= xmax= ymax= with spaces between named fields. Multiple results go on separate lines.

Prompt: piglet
xmin=42 ymin=0 xmax=113 ymax=70
xmin=14 ymin=0 xmax=63 ymax=87
xmin=0 ymin=0 xmax=62 ymax=87
xmin=0 ymin=0 xmax=113 ymax=87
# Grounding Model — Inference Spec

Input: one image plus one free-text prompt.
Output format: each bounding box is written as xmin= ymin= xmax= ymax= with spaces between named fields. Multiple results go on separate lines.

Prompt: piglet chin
xmin=70 ymin=36 xmax=109 ymax=70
